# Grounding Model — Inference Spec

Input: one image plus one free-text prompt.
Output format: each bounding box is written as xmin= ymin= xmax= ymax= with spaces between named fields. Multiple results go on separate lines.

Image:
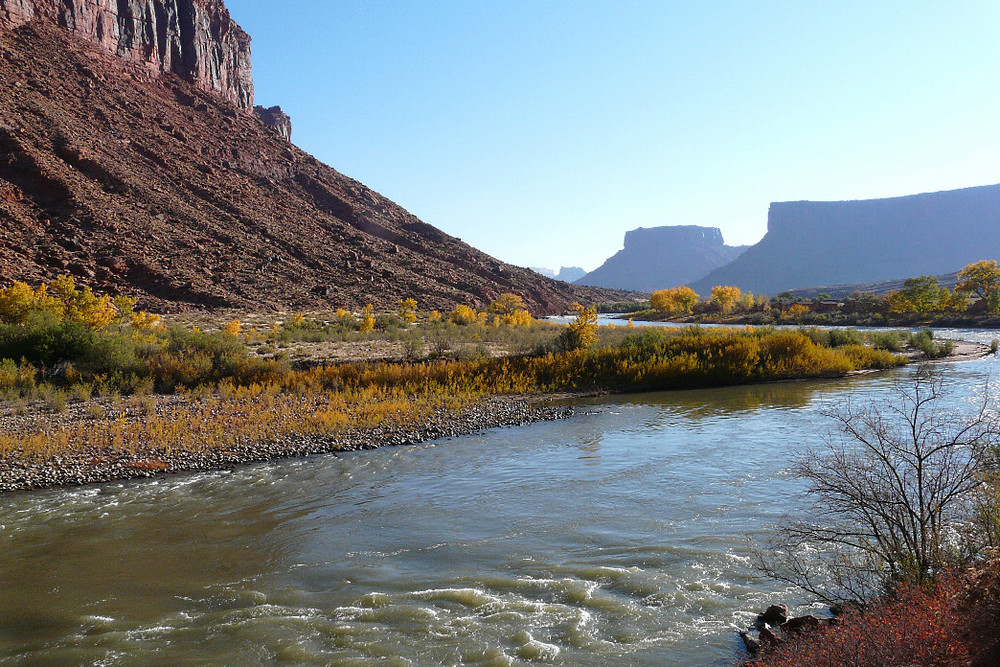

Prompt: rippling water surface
xmin=2 ymin=328 xmax=997 ymax=666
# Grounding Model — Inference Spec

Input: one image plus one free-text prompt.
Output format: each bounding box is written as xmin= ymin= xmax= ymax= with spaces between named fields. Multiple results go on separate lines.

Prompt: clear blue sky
xmin=226 ymin=1 xmax=1000 ymax=272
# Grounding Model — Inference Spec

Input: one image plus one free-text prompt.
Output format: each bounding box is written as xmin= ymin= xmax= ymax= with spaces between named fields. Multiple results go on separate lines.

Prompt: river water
xmin=2 ymin=327 xmax=998 ymax=666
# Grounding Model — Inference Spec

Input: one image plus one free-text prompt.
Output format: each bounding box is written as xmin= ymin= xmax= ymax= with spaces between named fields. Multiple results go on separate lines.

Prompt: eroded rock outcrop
xmin=575 ymin=225 xmax=748 ymax=293
xmin=0 ymin=0 xmax=253 ymax=110
xmin=254 ymin=105 xmax=291 ymax=141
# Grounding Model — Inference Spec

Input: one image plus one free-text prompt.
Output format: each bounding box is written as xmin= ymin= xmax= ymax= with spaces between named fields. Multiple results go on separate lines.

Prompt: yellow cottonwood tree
xmin=710 ymin=285 xmax=742 ymax=313
xmin=556 ymin=303 xmax=598 ymax=351
xmin=488 ymin=293 xmax=527 ymax=316
xmin=359 ymin=305 xmax=375 ymax=333
xmin=956 ymin=260 xmax=1000 ymax=312
xmin=450 ymin=304 xmax=478 ymax=325
xmin=650 ymin=286 xmax=699 ymax=314
xmin=398 ymin=298 xmax=418 ymax=324
xmin=0 ymin=275 xmax=125 ymax=330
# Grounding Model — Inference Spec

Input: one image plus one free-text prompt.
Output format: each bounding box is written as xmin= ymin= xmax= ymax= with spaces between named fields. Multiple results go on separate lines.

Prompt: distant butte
xmin=577 ymin=226 xmax=747 ymax=293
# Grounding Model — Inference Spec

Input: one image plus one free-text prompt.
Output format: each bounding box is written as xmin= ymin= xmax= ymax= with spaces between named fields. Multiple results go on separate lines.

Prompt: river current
xmin=2 ymin=326 xmax=997 ymax=666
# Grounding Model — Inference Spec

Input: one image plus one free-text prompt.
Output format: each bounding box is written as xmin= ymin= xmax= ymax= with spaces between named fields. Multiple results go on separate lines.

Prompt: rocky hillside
xmin=0 ymin=7 xmax=627 ymax=313
xmin=576 ymin=226 xmax=747 ymax=293
xmin=691 ymin=185 xmax=1000 ymax=295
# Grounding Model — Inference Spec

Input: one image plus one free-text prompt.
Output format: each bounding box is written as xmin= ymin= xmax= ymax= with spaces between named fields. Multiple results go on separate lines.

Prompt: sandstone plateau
xmin=0 ymin=2 xmax=629 ymax=313
xmin=576 ymin=226 xmax=747 ymax=293
xmin=690 ymin=185 xmax=1000 ymax=296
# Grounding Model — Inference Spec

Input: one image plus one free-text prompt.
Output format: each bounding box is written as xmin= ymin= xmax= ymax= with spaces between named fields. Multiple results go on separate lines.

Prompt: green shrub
xmin=910 ymin=329 xmax=954 ymax=359
xmin=376 ymin=313 xmax=403 ymax=332
xmin=871 ymin=330 xmax=907 ymax=352
xmin=826 ymin=328 xmax=863 ymax=347
xmin=0 ymin=321 xmax=97 ymax=366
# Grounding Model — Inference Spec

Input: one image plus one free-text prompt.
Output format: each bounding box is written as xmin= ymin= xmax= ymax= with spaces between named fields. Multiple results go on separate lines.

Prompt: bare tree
xmin=756 ymin=367 xmax=1000 ymax=604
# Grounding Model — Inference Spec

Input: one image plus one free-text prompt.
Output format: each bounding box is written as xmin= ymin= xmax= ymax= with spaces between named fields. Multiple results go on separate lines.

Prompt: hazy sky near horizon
xmin=226 ymin=1 xmax=1000 ymax=272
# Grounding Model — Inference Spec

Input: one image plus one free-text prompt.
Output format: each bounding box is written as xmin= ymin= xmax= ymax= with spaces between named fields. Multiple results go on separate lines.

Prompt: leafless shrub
xmin=756 ymin=367 xmax=1000 ymax=604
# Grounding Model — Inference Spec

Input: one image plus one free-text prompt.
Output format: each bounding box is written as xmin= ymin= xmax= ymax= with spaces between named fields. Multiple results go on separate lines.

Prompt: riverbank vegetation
xmin=636 ymin=260 xmax=1000 ymax=329
xmin=0 ymin=277 xmax=919 ymax=470
xmin=753 ymin=561 xmax=1000 ymax=666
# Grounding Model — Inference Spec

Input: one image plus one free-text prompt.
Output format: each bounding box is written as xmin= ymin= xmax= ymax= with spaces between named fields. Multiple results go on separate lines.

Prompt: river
xmin=2 ymin=327 xmax=997 ymax=666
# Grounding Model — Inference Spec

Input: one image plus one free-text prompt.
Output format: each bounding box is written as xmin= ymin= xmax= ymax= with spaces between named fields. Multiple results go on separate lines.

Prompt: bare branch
xmin=756 ymin=367 xmax=1000 ymax=603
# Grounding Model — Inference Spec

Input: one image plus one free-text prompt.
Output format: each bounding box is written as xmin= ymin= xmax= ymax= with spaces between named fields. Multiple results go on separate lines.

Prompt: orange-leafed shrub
xmin=757 ymin=563 xmax=1000 ymax=667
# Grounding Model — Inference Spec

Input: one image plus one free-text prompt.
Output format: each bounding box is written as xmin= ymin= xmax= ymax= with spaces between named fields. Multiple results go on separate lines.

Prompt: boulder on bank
xmin=757 ymin=604 xmax=789 ymax=626
xmin=780 ymin=614 xmax=837 ymax=634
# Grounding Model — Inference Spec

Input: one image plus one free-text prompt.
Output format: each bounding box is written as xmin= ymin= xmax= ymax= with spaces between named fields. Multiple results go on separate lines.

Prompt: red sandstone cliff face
xmin=0 ymin=0 xmax=253 ymax=110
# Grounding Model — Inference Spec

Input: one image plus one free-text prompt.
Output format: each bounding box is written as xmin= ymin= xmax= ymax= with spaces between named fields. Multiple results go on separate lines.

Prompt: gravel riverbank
xmin=0 ymin=397 xmax=572 ymax=493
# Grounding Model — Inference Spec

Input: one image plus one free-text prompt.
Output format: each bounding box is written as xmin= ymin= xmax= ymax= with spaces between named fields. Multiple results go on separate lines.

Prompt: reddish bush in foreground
xmin=755 ymin=561 xmax=1000 ymax=667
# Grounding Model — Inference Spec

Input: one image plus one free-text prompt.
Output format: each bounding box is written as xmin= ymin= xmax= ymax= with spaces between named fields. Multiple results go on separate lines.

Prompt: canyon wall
xmin=576 ymin=225 xmax=747 ymax=293
xmin=0 ymin=0 xmax=253 ymax=110
xmin=689 ymin=184 xmax=1000 ymax=295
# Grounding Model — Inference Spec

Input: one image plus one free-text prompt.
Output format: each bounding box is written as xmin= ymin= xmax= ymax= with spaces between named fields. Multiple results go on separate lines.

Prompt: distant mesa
xmin=690 ymin=184 xmax=1000 ymax=296
xmin=555 ymin=267 xmax=588 ymax=283
xmin=575 ymin=226 xmax=747 ymax=293
xmin=532 ymin=267 xmax=588 ymax=283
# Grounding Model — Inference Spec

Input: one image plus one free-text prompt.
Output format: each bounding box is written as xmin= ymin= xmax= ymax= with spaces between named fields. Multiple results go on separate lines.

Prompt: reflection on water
xmin=1 ymin=330 xmax=997 ymax=666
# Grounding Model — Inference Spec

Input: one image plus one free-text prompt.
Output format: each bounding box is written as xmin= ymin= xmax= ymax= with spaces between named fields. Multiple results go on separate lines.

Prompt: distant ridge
xmin=576 ymin=225 xmax=747 ymax=293
xmin=690 ymin=185 xmax=1000 ymax=295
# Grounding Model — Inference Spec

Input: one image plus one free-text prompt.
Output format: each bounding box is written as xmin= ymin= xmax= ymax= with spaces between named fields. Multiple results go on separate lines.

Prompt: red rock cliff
xmin=0 ymin=0 xmax=253 ymax=110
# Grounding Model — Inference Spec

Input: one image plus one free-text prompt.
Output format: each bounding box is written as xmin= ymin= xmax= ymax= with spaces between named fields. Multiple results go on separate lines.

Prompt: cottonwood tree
xmin=710 ymin=285 xmax=742 ymax=313
xmin=887 ymin=275 xmax=950 ymax=313
xmin=650 ymin=286 xmax=699 ymax=314
xmin=555 ymin=302 xmax=598 ymax=351
xmin=756 ymin=368 xmax=1000 ymax=604
xmin=488 ymin=293 xmax=527 ymax=316
xmin=956 ymin=259 xmax=1000 ymax=312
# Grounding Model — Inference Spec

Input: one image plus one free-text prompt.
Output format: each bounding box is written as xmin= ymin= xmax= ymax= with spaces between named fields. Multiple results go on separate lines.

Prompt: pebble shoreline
xmin=0 ymin=398 xmax=573 ymax=494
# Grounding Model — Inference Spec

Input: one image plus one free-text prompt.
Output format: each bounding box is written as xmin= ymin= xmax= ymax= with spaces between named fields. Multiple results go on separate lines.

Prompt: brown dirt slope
xmin=0 ymin=21 xmax=631 ymax=313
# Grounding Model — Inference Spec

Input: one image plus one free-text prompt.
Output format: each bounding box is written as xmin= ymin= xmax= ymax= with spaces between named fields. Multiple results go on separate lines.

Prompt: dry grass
xmin=0 ymin=385 xmax=474 ymax=461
